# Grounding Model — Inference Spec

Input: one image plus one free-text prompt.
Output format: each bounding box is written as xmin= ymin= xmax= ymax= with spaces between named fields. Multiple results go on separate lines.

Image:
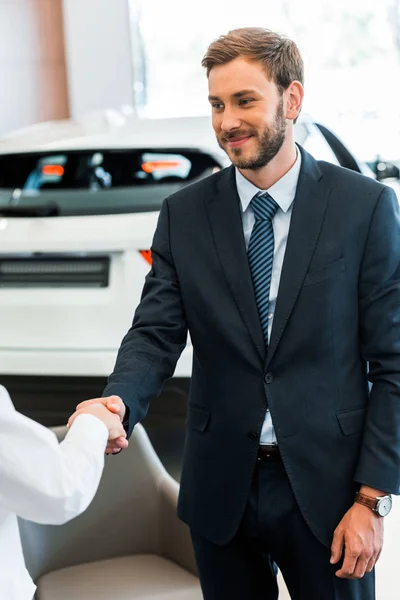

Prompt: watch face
xmin=377 ymin=496 xmax=392 ymax=517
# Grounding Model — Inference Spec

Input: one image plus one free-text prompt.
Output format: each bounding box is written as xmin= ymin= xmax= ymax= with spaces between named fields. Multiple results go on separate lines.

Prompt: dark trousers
xmin=191 ymin=456 xmax=375 ymax=600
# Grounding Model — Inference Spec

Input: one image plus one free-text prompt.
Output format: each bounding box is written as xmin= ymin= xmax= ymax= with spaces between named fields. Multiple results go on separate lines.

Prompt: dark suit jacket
xmin=103 ymin=146 xmax=400 ymax=547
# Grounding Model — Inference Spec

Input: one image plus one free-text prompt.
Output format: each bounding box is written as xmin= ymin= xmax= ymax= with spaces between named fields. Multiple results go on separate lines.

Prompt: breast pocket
xmin=303 ymin=258 xmax=345 ymax=287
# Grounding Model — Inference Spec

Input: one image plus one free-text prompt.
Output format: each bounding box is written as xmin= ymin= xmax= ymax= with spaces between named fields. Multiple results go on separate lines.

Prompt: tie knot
xmin=250 ymin=192 xmax=279 ymax=221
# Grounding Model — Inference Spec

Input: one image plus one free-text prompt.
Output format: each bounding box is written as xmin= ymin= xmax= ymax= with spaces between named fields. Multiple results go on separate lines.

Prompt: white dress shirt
xmin=0 ymin=385 xmax=108 ymax=600
xmin=235 ymin=149 xmax=302 ymax=444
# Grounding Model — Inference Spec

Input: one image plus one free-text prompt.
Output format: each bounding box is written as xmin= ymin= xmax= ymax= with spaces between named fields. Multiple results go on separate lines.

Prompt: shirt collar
xmin=235 ymin=146 xmax=302 ymax=214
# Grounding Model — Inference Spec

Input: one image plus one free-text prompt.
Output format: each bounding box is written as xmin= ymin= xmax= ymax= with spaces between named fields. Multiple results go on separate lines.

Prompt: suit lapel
xmin=205 ymin=166 xmax=266 ymax=363
xmin=266 ymin=147 xmax=331 ymax=368
xmin=204 ymin=149 xmax=331 ymax=368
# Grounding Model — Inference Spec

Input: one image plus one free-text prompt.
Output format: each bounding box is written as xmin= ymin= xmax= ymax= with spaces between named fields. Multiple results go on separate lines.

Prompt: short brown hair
xmin=202 ymin=27 xmax=304 ymax=93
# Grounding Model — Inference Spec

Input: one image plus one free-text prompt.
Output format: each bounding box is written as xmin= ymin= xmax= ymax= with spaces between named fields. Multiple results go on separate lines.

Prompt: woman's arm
xmin=0 ymin=387 xmax=108 ymax=524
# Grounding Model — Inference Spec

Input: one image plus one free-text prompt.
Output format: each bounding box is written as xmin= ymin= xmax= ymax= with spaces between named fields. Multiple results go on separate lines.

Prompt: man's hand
xmin=68 ymin=403 xmax=127 ymax=443
xmin=68 ymin=396 xmax=128 ymax=455
xmin=330 ymin=502 xmax=384 ymax=579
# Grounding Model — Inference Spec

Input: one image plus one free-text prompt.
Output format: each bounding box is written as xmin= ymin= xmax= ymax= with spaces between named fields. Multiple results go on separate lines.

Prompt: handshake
xmin=68 ymin=396 xmax=129 ymax=454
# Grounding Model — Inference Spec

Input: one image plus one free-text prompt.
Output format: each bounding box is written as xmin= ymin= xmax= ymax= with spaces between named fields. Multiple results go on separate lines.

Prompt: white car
xmin=0 ymin=114 xmax=398 ymax=422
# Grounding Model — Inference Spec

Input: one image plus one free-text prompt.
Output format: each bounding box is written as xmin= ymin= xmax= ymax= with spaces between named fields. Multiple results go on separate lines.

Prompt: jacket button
xmin=264 ymin=372 xmax=274 ymax=384
xmin=247 ymin=431 xmax=258 ymax=442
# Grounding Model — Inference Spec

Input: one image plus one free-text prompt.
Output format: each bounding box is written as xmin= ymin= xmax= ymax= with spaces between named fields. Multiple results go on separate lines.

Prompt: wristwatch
xmin=355 ymin=491 xmax=392 ymax=517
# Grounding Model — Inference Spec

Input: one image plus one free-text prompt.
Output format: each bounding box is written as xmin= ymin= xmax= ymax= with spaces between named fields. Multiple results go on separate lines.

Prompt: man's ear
xmin=285 ymin=81 xmax=304 ymax=122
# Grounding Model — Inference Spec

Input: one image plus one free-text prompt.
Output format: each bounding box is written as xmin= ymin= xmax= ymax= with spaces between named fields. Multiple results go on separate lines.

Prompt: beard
xmin=217 ymin=98 xmax=286 ymax=170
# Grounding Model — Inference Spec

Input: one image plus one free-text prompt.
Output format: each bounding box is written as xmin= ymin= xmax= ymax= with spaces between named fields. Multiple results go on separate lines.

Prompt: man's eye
xmin=239 ymin=99 xmax=253 ymax=106
xmin=212 ymin=103 xmax=224 ymax=110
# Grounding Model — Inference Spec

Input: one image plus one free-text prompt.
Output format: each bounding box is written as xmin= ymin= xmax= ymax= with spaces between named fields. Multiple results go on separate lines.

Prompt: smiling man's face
xmin=208 ymin=57 xmax=288 ymax=170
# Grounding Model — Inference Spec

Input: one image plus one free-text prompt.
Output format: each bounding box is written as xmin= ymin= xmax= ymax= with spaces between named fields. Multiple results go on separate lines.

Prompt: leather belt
xmin=257 ymin=444 xmax=281 ymax=461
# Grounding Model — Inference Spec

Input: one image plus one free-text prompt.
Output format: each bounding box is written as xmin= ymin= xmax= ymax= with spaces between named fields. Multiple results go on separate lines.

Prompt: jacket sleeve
xmin=0 ymin=388 xmax=108 ymax=524
xmin=103 ymin=198 xmax=188 ymax=437
xmin=354 ymin=186 xmax=400 ymax=494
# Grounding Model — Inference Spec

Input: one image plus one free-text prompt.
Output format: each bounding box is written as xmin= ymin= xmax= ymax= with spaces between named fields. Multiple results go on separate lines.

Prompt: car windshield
xmin=0 ymin=149 xmax=220 ymax=216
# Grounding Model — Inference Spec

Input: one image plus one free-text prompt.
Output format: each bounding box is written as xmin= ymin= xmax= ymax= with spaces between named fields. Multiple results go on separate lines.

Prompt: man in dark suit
xmin=72 ymin=28 xmax=400 ymax=599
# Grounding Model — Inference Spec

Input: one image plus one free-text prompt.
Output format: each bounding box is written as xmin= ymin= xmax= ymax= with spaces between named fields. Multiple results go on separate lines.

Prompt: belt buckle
xmin=258 ymin=445 xmax=278 ymax=461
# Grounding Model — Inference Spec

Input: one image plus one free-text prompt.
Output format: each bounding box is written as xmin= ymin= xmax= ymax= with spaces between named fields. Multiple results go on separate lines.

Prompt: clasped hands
xmin=68 ymin=395 xmax=129 ymax=454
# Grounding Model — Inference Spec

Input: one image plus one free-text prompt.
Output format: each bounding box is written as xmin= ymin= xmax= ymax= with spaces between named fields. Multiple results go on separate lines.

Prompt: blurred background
xmin=1 ymin=0 xmax=400 ymax=475
xmin=0 ymin=0 xmax=399 ymax=164
xmin=1 ymin=3 xmax=399 ymax=597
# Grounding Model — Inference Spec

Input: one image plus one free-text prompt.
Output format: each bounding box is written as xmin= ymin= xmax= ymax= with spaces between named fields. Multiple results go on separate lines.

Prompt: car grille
xmin=0 ymin=255 xmax=110 ymax=288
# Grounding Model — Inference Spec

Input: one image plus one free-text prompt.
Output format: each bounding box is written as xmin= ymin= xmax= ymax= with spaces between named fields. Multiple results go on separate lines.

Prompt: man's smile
xmin=227 ymin=135 xmax=252 ymax=148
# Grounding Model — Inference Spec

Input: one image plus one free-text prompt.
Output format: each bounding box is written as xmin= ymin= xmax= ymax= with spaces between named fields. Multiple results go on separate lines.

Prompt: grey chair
xmin=18 ymin=423 xmax=202 ymax=600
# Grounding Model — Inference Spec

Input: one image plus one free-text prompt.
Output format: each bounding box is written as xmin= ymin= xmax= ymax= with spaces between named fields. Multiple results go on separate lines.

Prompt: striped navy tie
xmin=248 ymin=192 xmax=279 ymax=345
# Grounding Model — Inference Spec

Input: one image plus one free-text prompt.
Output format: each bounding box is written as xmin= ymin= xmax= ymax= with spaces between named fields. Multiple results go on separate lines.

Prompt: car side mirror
xmin=373 ymin=159 xmax=400 ymax=182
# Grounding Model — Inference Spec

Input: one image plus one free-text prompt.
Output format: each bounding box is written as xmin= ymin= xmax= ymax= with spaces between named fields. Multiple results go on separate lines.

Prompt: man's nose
xmin=220 ymin=109 xmax=241 ymax=133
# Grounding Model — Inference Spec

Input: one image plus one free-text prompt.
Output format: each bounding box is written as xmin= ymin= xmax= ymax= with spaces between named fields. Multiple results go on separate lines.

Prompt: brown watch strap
xmin=355 ymin=492 xmax=378 ymax=511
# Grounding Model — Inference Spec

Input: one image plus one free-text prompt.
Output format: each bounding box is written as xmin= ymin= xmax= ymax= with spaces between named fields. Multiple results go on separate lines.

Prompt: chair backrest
xmin=19 ymin=423 xmax=169 ymax=581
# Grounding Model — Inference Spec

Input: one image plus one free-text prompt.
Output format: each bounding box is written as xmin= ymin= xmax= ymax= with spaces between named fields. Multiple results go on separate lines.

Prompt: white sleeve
xmin=0 ymin=389 xmax=108 ymax=525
